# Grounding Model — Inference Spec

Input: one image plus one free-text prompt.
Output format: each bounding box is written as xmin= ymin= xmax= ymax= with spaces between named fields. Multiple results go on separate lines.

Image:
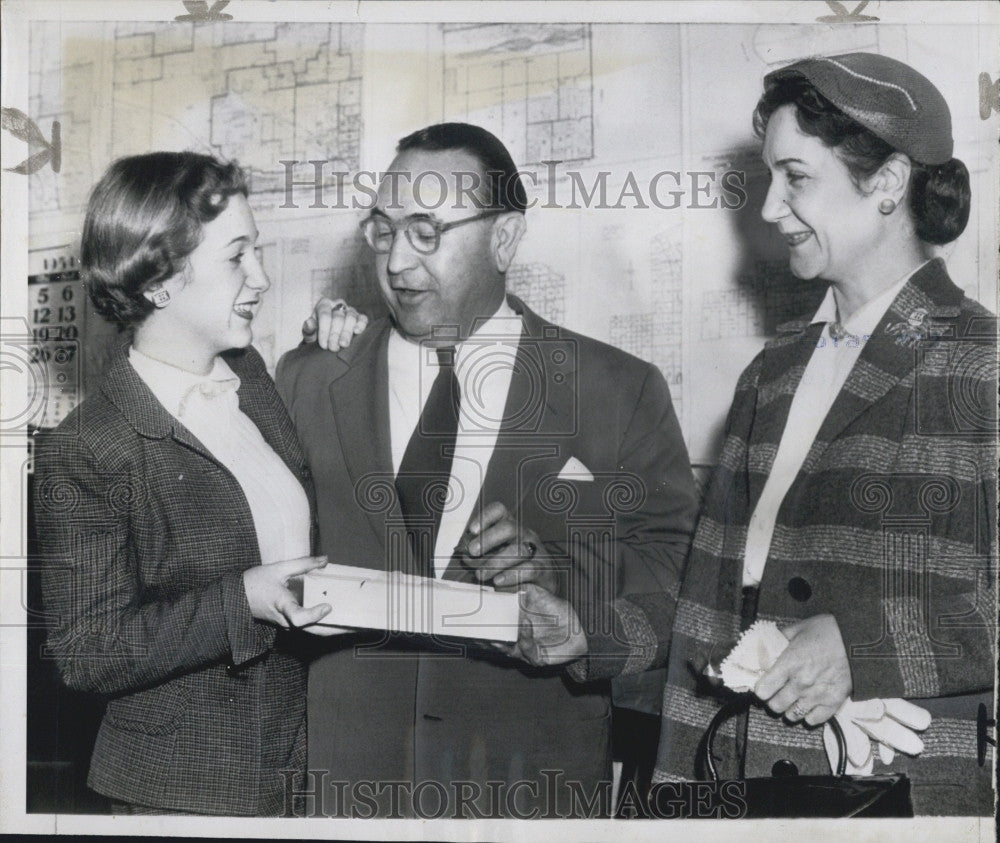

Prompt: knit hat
xmin=764 ymin=53 xmax=953 ymax=165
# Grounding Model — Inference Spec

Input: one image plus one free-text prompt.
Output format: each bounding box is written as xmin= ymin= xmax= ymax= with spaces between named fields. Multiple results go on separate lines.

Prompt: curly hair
xmin=80 ymin=151 xmax=249 ymax=327
xmin=753 ymin=75 xmax=969 ymax=245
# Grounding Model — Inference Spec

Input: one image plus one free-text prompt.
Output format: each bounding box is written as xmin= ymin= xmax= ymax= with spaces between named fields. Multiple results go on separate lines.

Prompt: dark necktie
xmin=395 ymin=346 xmax=460 ymax=578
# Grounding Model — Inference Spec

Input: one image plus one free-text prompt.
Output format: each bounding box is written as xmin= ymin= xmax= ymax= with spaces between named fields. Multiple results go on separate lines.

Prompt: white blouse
xmin=129 ymin=346 xmax=311 ymax=565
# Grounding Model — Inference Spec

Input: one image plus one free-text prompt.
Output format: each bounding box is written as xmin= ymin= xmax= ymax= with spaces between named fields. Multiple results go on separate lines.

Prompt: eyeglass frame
xmin=359 ymin=208 xmax=508 ymax=255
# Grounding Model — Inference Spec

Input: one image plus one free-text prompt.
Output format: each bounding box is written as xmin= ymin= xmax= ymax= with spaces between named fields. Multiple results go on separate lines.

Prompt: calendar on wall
xmin=27 ymin=245 xmax=85 ymax=430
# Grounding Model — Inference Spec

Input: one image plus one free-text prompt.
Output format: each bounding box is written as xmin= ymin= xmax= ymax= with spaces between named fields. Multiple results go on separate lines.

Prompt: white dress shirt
xmin=387 ymin=300 xmax=523 ymax=578
xmin=129 ymin=347 xmax=311 ymax=565
xmin=742 ymin=265 xmax=924 ymax=587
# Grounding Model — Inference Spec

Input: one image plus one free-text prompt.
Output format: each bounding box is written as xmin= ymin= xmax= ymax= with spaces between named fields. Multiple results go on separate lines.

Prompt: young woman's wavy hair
xmin=80 ymin=151 xmax=249 ymax=327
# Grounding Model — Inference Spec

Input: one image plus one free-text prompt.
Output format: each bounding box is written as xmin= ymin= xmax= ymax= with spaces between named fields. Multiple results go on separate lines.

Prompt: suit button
xmin=787 ymin=577 xmax=812 ymax=602
xmin=772 ymin=759 xmax=798 ymax=777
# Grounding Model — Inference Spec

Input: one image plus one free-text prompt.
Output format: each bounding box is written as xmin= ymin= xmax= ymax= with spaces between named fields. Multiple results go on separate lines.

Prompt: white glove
xmin=823 ymin=698 xmax=931 ymax=775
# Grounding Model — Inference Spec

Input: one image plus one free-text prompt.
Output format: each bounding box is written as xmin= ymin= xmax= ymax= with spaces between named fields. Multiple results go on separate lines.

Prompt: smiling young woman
xmin=132 ymin=192 xmax=270 ymax=373
xmin=35 ymin=151 xmax=345 ymax=815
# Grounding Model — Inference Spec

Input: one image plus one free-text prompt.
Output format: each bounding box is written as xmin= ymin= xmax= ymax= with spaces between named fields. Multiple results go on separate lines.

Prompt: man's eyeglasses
xmin=359 ymin=209 xmax=506 ymax=256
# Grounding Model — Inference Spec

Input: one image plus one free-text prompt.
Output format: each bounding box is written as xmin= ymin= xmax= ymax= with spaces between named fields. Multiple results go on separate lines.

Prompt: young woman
xmin=35 ymin=152 xmax=361 ymax=815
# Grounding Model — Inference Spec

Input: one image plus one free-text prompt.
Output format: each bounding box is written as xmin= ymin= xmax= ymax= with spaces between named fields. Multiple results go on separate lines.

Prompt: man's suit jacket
xmin=570 ymin=260 xmax=997 ymax=816
xmin=276 ymin=294 xmax=697 ymax=816
xmin=36 ymin=344 xmax=312 ymax=815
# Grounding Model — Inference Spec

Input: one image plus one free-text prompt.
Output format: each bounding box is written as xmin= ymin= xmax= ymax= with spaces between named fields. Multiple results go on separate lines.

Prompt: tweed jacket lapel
xmin=98 ymin=341 xmax=311 ymax=565
xmin=225 ymin=348 xmax=309 ymax=484
xmin=100 ymin=340 xmax=221 ymax=461
xmin=745 ymin=259 xmax=964 ymax=510
xmin=746 ymin=321 xmax=824 ymax=515
xmin=102 ymin=342 xmax=307 ymax=475
xmin=810 ymin=258 xmax=964 ymax=452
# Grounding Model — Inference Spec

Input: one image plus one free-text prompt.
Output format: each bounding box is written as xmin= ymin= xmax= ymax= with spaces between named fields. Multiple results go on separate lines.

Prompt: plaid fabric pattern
xmin=578 ymin=260 xmax=996 ymax=815
xmin=35 ymin=344 xmax=312 ymax=815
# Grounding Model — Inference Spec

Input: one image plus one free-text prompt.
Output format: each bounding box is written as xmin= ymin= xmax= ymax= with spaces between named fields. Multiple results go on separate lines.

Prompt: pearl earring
xmin=878 ymin=199 xmax=896 ymax=215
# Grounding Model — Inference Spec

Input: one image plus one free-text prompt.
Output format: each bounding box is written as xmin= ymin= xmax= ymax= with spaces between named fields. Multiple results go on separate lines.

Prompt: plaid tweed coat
xmin=577 ymin=259 xmax=997 ymax=815
xmin=35 ymin=343 xmax=312 ymax=815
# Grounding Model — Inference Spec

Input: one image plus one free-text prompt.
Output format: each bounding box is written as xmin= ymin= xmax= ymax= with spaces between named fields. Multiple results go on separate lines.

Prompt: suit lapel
xmin=442 ymin=298 xmax=571 ymax=582
xmin=488 ymin=299 xmax=575 ymax=503
xmin=327 ymin=322 xmax=405 ymax=559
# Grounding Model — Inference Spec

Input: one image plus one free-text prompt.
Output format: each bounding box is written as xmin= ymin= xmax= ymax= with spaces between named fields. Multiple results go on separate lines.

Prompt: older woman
xmin=35 ymin=151 xmax=363 ymax=815
xmin=517 ymin=53 xmax=996 ymax=816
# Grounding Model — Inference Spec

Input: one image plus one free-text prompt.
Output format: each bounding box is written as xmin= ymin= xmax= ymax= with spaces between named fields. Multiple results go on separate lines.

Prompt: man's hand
xmin=461 ymin=501 xmax=559 ymax=594
xmin=243 ymin=555 xmax=334 ymax=633
xmin=754 ymin=614 xmax=852 ymax=726
xmin=500 ymin=583 xmax=587 ymax=667
xmin=302 ymin=297 xmax=369 ymax=350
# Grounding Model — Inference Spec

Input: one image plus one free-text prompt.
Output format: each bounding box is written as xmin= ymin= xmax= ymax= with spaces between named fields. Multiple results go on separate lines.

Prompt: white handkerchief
xmin=716 ymin=620 xmax=789 ymax=693
xmin=557 ymin=456 xmax=594 ymax=481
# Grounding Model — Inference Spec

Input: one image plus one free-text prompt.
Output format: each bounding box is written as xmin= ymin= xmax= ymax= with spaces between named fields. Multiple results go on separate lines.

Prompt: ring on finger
xmin=522 ymin=540 xmax=537 ymax=559
xmin=331 ymin=301 xmax=347 ymax=313
xmin=789 ymin=703 xmax=808 ymax=719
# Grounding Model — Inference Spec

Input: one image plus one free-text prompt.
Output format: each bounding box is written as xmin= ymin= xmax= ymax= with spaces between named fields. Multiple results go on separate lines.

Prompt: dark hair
xmin=80 ymin=151 xmax=249 ymax=326
xmin=753 ymin=75 xmax=970 ymax=245
xmin=396 ymin=122 xmax=527 ymax=214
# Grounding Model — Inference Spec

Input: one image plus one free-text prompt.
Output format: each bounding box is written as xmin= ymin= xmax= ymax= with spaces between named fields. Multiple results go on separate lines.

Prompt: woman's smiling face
xmin=761 ymin=104 xmax=882 ymax=283
xmin=156 ymin=193 xmax=270 ymax=363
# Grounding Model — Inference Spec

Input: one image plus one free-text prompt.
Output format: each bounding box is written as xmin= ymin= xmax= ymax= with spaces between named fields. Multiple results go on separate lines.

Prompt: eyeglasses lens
xmin=363 ymin=217 xmax=440 ymax=255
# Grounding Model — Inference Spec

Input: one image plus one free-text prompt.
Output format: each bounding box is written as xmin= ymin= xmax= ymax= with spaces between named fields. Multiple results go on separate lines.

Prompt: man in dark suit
xmin=276 ymin=123 xmax=697 ymax=818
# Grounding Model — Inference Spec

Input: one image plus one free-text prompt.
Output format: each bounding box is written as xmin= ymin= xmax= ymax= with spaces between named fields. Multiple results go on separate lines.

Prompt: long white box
xmin=298 ymin=559 xmax=521 ymax=643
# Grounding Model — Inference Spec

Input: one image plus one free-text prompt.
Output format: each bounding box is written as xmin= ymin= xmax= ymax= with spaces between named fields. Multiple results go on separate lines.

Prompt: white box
xmin=299 ymin=559 xmax=521 ymax=643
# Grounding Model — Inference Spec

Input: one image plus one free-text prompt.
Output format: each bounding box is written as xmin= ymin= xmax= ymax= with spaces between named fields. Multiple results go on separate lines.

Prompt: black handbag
xmin=647 ymin=696 xmax=914 ymax=819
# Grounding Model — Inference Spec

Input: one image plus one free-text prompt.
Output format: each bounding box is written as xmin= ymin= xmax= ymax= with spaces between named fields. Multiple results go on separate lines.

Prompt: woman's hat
xmin=764 ymin=52 xmax=953 ymax=165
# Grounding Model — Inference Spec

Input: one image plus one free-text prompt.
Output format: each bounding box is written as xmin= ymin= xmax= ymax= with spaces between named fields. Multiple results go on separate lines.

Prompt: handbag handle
xmin=703 ymin=695 xmax=847 ymax=780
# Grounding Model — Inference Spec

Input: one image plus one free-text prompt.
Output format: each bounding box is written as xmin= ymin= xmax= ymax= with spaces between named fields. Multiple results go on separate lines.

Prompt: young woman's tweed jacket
xmin=575 ymin=259 xmax=997 ymax=815
xmin=35 ymin=343 xmax=313 ymax=815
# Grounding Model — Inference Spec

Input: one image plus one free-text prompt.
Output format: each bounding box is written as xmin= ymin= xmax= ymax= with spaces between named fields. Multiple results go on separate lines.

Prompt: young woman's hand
xmin=243 ymin=555 xmax=332 ymax=629
xmin=301 ymin=298 xmax=368 ymax=350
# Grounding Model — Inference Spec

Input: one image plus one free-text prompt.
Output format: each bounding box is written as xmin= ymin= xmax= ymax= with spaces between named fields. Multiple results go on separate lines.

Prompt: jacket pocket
xmin=104 ymin=680 xmax=190 ymax=735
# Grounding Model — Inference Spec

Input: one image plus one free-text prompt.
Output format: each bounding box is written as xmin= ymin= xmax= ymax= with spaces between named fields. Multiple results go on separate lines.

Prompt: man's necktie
xmin=395 ymin=346 xmax=460 ymax=578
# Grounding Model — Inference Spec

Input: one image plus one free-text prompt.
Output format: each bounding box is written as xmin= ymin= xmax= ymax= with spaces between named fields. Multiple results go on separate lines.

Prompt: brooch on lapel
xmin=885 ymin=307 xmax=930 ymax=347
xmin=828 ymin=321 xmax=859 ymax=344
